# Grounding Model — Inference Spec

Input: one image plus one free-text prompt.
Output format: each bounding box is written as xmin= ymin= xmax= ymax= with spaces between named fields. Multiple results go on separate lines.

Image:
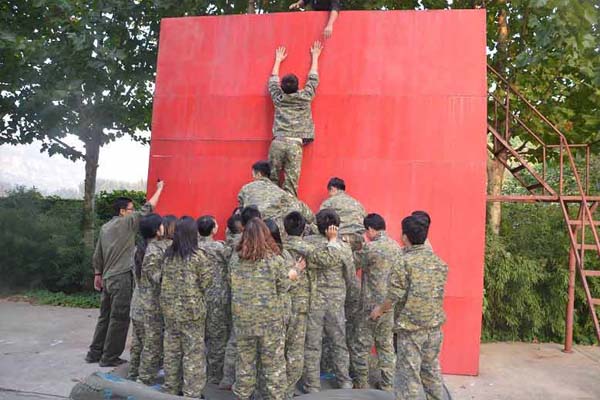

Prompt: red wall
xmin=148 ymin=10 xmax=487 ymax=375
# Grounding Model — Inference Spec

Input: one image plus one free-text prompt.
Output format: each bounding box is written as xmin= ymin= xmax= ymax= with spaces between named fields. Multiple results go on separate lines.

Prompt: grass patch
xmin=17 ymin=289 xmax=100 ymax=308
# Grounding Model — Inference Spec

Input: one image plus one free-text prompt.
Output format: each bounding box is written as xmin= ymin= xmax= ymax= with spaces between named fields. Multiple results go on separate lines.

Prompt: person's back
xmin=320 ymin=191 xmax=365 ymax=235
xmin=395 ymin=245 xmax=447 ymax=330
xmin=268 ymin=42 xmax=323 ymax=196
xmin=138 ymin=239 xmax=169 ymax=313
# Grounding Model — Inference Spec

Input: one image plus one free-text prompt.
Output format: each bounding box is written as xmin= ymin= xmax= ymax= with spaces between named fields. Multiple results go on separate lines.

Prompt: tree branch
xmin=50 ymin=137 xmax=86 ymax=160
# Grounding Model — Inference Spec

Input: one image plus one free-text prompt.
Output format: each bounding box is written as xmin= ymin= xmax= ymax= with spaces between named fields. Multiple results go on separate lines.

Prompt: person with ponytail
xmin=160 ymin=217 xmax=213 ymax=398
xmin=230 ymin=217 xmax=304 ymax=400
xmin=128 ymin=213 xmax=164 ymax=381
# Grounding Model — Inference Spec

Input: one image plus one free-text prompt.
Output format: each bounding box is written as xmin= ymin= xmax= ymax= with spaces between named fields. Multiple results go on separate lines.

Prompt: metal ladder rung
xmin=583 ymin=270 xmax=600 ymax=277
xmin=575 ymin=244 xmax=599 ymax=251
xmin=510 ymin=164 xmax=527 ymax=174
xmin=592 ymin=299 xmax=600 ymax=306
xmin=526 ymin=183 xmax=544 ymax=191
xmin=568 ymin=220 xmax=600 ymax=226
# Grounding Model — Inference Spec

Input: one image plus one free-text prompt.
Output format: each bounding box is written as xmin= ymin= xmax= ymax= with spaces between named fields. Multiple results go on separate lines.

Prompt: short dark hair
xmin=281 ymin=74 xmax=299 ymax=94
xmin=197 ymin=215 xmax=216 ymax=237
xmin=227 ymin=214 xmax=243 ymax=234
xmin=241 ymin=205 xmax=262 ymax=227
xmin=284 ymin=211 xmax=306 ymax=237
xmin=364 ymin=213 xmax=386 ymax=231
xmin=162 ymin=215 xmax=177 ymax=240
xmin=252 ymin=160 xmax=271 ymax=177
xmin=113 ymin=196 xmax=133 ymax=216
xmin=134 ymin=213 xmax=163 ymax=280
xmin=316 ymin=208 xmax=340 ymax=235
xmin=411 ymin=210 xmax=431 ymax=228
xmin=402 ymin=215 xmax=427 ymax=245
xmin=327 ymin=177 xmax=346 ymax=191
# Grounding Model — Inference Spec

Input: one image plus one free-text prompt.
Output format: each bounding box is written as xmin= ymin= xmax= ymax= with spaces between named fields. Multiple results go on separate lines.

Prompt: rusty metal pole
xmin=564 ymin=244 xmax=576 ymax=353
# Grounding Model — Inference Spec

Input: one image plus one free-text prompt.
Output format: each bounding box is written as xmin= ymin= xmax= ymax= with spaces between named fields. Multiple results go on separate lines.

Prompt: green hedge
xmin=0 ymin=187 xmax=145 ymax=293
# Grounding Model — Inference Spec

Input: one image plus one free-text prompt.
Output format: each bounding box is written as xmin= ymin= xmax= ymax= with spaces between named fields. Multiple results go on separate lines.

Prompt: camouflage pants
xmin=137 ymin=312 xmax=164 ymax=384
xmin=345 ymin=293 xmax=361 ymax=382
xmin=233 ymin=326 xmax=287 ymax=400
xmin=219 ymin=330 xmax=237 ymax=387
xmin=395 ymin=328 xmax=444 ymax=400
xmin=353 ymin=312 xmax=395 ymax=390
xmin=268 ymin=138 xmax=303 ymax=197
xmin=128 ymin=318 xmax=144 ymax=379
xmin=87 ymin=272 xmax=132 ymax=363
xmin=206 ymin=301 xmax=230 ymax=384
xmin=163 ymin=317 xmax=207 ymax=398
xmin=285 ymin=311 xmax=308 ymax=398
xmin=304 ymin=305 xmax=352 ymax=392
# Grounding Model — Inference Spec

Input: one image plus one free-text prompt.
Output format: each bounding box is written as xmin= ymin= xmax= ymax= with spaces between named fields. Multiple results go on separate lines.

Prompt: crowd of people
xmin=85 ymin=30 xmax=448 ymax=400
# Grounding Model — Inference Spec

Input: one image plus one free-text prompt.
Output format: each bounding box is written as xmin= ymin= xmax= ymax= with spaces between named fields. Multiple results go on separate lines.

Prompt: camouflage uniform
xmin=136 ymin=239 xmax=169 ymax=384
xmin=268 ymin=73 xmax=319 ymax=196
xmin=282 ymin=236 xmax=316 ymax=398
xmin=197 ymin=236 xmax=230 ymax=384
xmin=319 ymin=191 xmax=366 ymax=377
xmin=386 ymin=245 xmax=448 ymax=400
xmin=230 ymin=252 xmax=291 ymax=400
xmin=160 ymin=250 xmax=213 ymax=398
xmin=87 ymin=203 xmax=153 ymax=364
xmin=238 ymin=177 xmax=315 ymax=236
xmin=219 ymin=232 xmax=242 ymax=389
xmin=128 ymin=278 xmax=144 ymax=380
xmin=303 ymin=235 xmax=354 ymax=392
xmin=353 ymin=232 xmax=402 ymax=390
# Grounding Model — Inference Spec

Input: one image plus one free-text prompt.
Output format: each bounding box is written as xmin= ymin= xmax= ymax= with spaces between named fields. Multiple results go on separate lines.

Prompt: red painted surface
xmin=148 ymin=10 xmax=487 ymax=375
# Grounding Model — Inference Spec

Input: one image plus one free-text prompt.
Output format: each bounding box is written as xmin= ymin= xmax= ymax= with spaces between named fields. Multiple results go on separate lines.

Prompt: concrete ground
xmin=1 ymin=299 xmax=600 ymax=400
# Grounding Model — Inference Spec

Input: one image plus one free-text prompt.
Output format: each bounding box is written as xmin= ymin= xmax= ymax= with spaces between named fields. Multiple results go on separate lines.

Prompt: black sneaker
xmin=85 ymin=354 xmax=100 ymax=363
xmin=99 ymin=357 xmax=128 ymax=367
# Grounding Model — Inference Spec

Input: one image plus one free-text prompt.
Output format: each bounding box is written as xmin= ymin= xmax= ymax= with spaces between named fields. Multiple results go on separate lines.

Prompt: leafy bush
xmin=483 ymin=202 xmax=600 ymax=344
xmin=22 ymin=289 xmax=100 ymax=308
xmin=0 ymin=187 xmax=146 ymax=293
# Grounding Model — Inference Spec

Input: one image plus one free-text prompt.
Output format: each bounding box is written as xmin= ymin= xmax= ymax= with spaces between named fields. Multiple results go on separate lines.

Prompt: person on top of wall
xmin=268 ymin=41 xmax=323 ymax=197
xmin=85 ymin=181 xmax=165 ymax=367
xmin=289 ymin=0 xmax=340 ymax=38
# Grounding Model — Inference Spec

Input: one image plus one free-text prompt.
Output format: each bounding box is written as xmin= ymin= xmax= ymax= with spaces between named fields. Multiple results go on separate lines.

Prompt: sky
xmin=0 ymin=135 xmax=149 ymax=196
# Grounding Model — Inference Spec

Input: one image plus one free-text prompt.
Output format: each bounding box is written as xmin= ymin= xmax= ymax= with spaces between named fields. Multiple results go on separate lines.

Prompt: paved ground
xmin=1 ymin=299 xmax=600 ymax=399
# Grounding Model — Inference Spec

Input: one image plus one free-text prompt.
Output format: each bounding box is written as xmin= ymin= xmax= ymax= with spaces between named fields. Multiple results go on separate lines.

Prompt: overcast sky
xmin=0 ymin=135 xmax=149 ymax=195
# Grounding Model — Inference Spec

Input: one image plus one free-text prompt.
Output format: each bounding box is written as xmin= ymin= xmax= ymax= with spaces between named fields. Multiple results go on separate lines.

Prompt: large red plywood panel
xmin=148 ymin=10 xmax=486 ymax=375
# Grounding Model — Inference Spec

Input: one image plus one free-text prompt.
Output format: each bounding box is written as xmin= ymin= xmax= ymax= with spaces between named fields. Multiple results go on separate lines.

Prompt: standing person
xmin=289 ymin=0 xmax=340 ymax=38
xmin=128 ymin=213 xmax=165 ymax=381
xmin=85 ymin=181 xmax=165 ymax=366
xmin=352 ymin=213 xmax=401 ymax=391
xmin=230 ymin=218 xmax=304 ymax=400
xmin=136 ymin=214 xmax=170 ymax=385
xmin=196 ymin=215 xmax=230 ymax=384
xmin=303 ymin=209 xmax=354 ymax=393
xmin=268 ymin=41 xmax=323 ymax=197
xmin=370 ymin=215 xmax=448 ymax=400
xmin=160 ymin=217 xmax=213 ymax=398
xmin=282 ymin=211 xmax=316 ymax=398
xmin=318 ymin=177 xmax=365 ymax=377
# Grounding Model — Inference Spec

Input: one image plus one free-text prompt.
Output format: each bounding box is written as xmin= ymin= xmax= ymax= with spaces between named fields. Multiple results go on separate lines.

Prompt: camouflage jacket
xmin=230 ymin=252 xmax=292 ymax=336
xmin=355 ymin=232 xmax=403 ymax=313
xmin=283 ymin=236 xmax=316 ymax=314
xmin=238 ymin=177 xmax=315 ymax=225
xmin=269 ymin=73 xmax=319 ymax=141
xmin=387 ymin=245 xmax=448 ymax=331
xmin=130 ymin=239 xmax=167 ymax=321
xmin=197 ymin=236 xmax=229 ymax=306
xmin=160 ymin=250 xmax=213 ymax=322
xmin=319 ymin=191 xmax=366 ymax=235
xmin=305 ymin=235 xmax=358 ymax=309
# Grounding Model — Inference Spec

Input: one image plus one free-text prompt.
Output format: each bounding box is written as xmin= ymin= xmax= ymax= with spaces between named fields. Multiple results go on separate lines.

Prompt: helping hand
xmin=311 ymin=41 xmax=323 ymax=57
xmin=289 ymin=1 xmax=302 ymax=10
xmin=325 ymin=225 xmax=338 ymax=241
xmin=323 ymin=25 xmax=333 ymax=39
xmin=370 ymin=305 xmax=383 ymax=321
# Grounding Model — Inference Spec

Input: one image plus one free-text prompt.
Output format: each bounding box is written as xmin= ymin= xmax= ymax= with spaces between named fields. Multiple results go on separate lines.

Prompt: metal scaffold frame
xmin=486 ymin=64 xmax=600 ymax=351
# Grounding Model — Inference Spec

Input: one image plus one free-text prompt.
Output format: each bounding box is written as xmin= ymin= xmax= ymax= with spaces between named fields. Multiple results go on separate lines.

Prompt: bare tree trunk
xmin=487 ymin=2 xmax=510 ymax=235
xmin=247 ymin=0 xmax=255 ymax=14
xmin=488 ymin=156 xmax=506 ymax=234
xmin=82 ymin=133 xmax=101 ymax=254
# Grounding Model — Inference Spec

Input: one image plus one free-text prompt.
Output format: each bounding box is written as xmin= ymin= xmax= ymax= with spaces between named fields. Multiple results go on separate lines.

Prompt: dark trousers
xmin=87 ymin=272 xmax=133 ymax=362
